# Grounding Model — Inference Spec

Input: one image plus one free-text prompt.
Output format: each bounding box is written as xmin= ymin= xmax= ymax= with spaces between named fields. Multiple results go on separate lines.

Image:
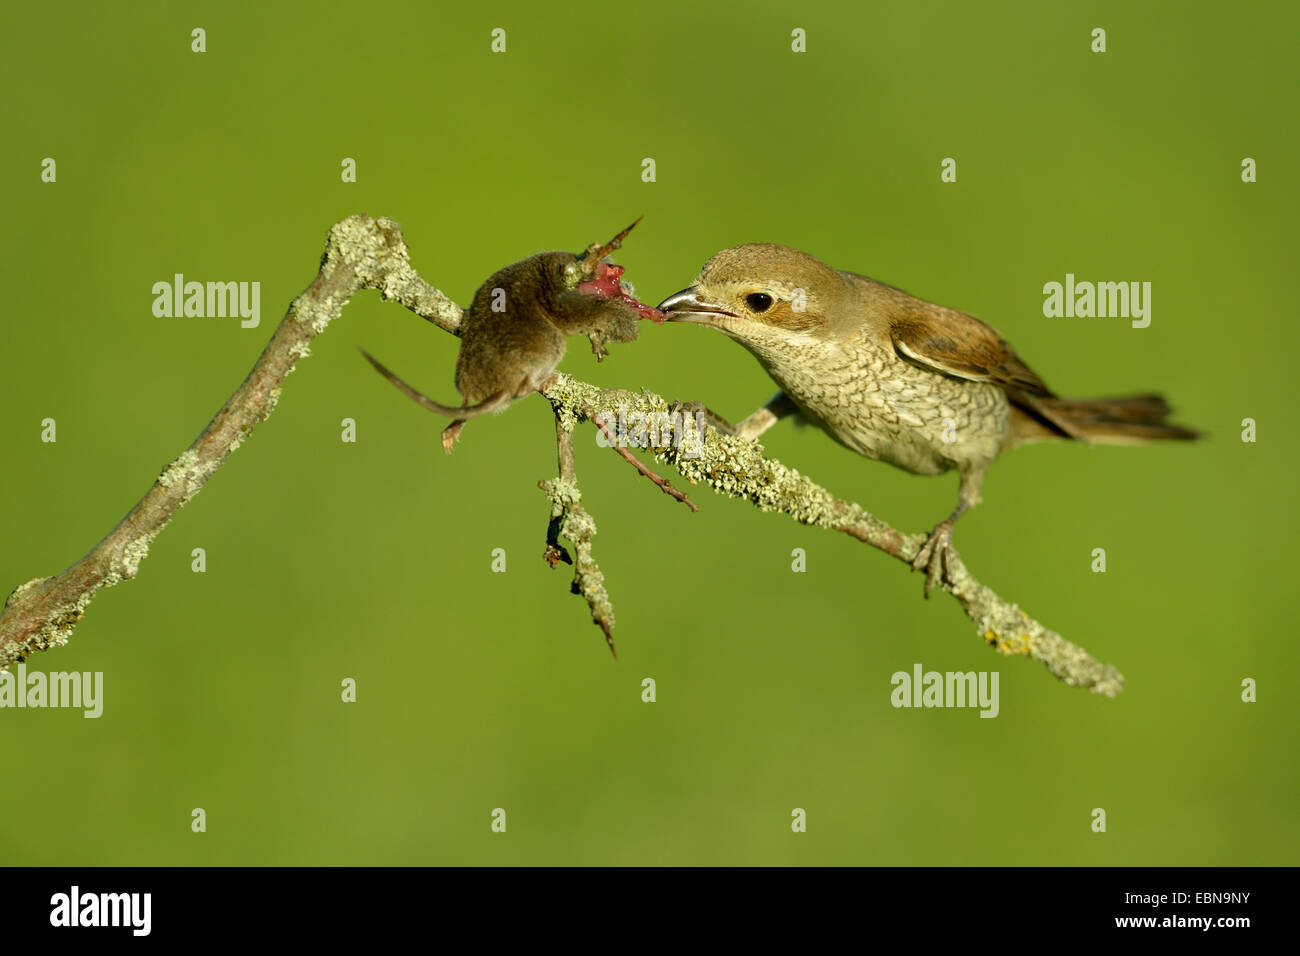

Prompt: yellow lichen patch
xmin=983 ymin=629 xmax=997 ymax=644
xmin=993 ymin=632 xmax=1033 ymax=657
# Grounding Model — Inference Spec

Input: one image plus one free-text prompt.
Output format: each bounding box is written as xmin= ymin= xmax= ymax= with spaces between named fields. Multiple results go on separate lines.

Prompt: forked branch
xmin=0 ymin=215 xmax=1124 ymax=697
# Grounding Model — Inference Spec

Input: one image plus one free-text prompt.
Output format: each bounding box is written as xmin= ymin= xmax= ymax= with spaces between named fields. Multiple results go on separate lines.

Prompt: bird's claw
xmin=911 ymin=520 xmax=957 ymax=598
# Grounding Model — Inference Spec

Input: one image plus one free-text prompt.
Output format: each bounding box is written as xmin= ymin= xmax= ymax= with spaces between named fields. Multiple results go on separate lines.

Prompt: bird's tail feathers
xmin=1013 ymin=394 xmax=1201 ymax=445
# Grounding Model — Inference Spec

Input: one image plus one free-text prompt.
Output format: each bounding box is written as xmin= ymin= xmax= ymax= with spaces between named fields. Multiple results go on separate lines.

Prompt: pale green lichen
xmin=538 ymin=464 xmax=614 ymax=642
xmin=157 ymin=449 xmax=199 ymax=490
xmin=541 ymin=476 xmax=582 ymax=508
xmin=1 ymin=587 xmax=90 ymax=671
xmin=562 ymin=509 xmax=597 ymax=541
xmin=182 ymin=453 xmax=222 ymax=499
xmin=118 ymin=535 xmax=154 ymax=580
xmin=380 ymin=262 xmax=463 ymax=334
xmin=3 ymin=577 xmax=46 ymax=608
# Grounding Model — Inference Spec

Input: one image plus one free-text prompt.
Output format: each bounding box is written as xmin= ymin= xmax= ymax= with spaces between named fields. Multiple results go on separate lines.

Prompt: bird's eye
xmin=745 ymin=292 xmax=774 ymax=313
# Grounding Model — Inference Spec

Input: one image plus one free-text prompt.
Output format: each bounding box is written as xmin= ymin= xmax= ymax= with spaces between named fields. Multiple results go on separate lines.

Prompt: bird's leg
xmin=912 ymin=467 xmax=985 ymax=598
xmin=670 ymin=390 xmax=797 ymax=440
xmin=736 ymin=391 xmax=800 ymax=440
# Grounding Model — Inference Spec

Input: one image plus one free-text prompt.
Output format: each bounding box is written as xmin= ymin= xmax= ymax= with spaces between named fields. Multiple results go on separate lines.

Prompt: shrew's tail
xmin=361 ymin=350 xmax=508 ymax=420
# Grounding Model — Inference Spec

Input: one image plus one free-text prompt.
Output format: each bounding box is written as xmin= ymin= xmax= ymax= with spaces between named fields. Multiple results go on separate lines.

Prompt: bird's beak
xmin=655 ymin=287 xmax=737 ymax=324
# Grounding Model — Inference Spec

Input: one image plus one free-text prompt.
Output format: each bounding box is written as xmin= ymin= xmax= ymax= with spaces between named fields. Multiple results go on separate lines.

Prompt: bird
xmin=656 ymin=243 xmax=1200 ymax=595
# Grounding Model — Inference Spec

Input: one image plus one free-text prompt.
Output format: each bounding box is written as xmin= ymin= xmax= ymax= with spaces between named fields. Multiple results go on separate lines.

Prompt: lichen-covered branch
xmin=538 ymin=414 xmax=618 ymax=657
xmin=541 ymin=377 xmax=1124 ymax=697
xmin=0 ymin=213 xmax=1123 ymax=697
xmin=0 ymin=215 xmax=458 ymax=668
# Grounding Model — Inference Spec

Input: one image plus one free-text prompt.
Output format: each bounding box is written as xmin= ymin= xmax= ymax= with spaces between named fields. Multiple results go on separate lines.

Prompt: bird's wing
xmin=889 ymin=306 xmax=1051 ymax=396
xmin=889 ymin=305 xmax=1090 ymax=440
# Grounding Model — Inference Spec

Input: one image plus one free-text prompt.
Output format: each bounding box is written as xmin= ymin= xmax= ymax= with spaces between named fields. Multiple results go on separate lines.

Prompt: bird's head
xmin=656 ymin=244 xmax=848 ymax=348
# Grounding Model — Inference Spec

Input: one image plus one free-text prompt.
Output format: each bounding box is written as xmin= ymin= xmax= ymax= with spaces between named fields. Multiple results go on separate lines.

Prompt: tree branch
xmin=544 ymin=379 xmax=1123 ymax=695
xmin=0 ymin=214 xmax=1124 ymax=697
xmin=538 ymin=413 xmax=618 ymax=658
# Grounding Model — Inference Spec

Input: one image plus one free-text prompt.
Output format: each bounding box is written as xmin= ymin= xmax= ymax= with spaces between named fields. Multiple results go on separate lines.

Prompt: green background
xmin=1 ymin=0 xmax=1295 ymax=865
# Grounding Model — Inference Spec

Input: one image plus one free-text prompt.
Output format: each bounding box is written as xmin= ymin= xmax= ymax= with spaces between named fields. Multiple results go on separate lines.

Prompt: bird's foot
xmin=911 ymin=520 xmax=958 ymax=599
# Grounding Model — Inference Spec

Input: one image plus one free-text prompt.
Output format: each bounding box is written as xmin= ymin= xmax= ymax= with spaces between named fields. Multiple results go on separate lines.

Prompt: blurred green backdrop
xmin=1 ymin=0 xmax=1295 ymax=866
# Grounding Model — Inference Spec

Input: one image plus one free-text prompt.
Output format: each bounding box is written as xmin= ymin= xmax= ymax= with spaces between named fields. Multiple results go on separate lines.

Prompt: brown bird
xmin=657 ymin=244 xmax=1199 ymax=595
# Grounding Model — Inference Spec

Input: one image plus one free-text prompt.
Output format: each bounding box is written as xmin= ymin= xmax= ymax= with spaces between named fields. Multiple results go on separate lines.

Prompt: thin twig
xmin=592 ymin=417 xmax=698 ymax=512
